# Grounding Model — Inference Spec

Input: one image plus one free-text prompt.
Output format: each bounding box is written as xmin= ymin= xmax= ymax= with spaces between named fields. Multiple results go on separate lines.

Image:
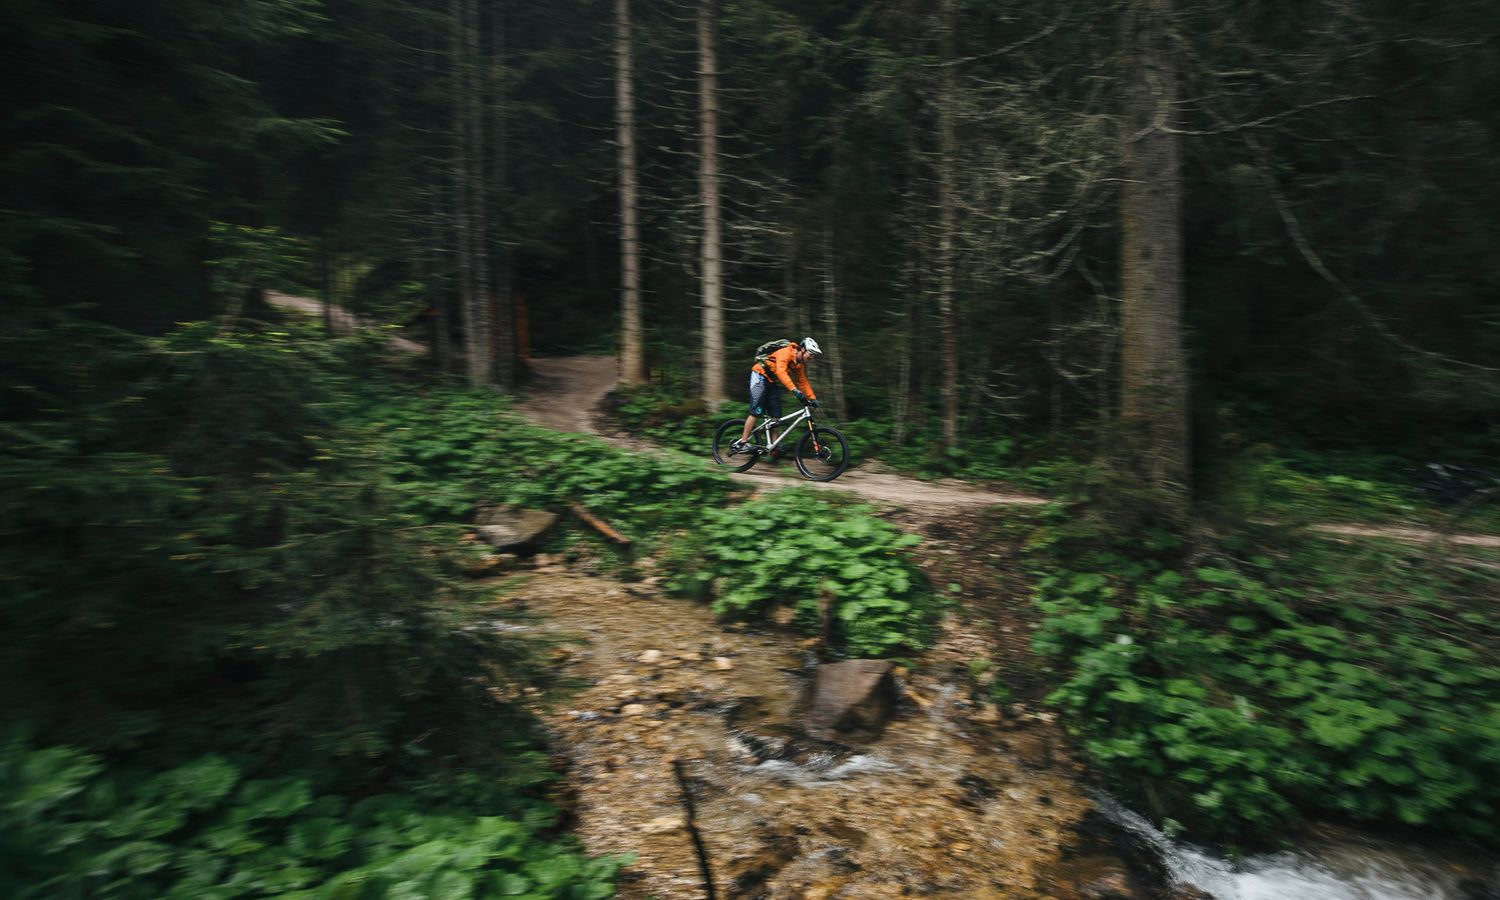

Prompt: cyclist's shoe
xmin=729 ymin=439 xmax=749 ymax=455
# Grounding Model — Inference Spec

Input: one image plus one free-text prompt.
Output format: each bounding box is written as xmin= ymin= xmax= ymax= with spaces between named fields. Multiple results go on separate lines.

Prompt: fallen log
xmin=568 ymin=501 xmax=632 ymax=547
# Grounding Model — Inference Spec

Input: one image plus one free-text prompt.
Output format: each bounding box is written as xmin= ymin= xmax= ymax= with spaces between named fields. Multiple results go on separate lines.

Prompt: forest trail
xmin=255 ymin=295 xmax=1497 ymax=549
xmin=265 ymin=291 xmax=427 ymax=353
xmin=518 ymin=355 xmax=1500 ymax=550
xmin=518 ymin=354 xmax=1048 ymax=512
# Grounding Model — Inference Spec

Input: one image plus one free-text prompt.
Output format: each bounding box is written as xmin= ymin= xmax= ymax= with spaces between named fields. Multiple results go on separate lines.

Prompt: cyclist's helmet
xmin=800 ymin=336 xmax=823 ymax=355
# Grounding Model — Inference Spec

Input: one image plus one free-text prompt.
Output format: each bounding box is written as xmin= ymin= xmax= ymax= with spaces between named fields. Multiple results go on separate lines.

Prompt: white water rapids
xmin=1094 ymin=794 xmax=1497 ymax=899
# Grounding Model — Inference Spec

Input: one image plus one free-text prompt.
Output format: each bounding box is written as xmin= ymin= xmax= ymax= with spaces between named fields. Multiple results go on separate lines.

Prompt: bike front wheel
xmin=712 ymin=418 xmax=759 ymax=472
xmin=794 ymin=425 xmax=850 ymax=482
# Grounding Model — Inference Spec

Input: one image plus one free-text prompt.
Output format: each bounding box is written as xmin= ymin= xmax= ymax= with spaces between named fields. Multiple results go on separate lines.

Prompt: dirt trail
xmin=518 ymin=354 xmax=1500 ymax=549
xmin=255 ymin=295 xmax=1496 ymax=546
xmin=517 ymin=355 xmax=1046 ymax=512
xmin=265 ymin=291 xmax=427 ymax=353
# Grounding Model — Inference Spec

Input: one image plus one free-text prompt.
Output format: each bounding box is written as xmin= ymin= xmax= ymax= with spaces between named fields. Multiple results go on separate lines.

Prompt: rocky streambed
xmin=483 ymin=562 xmax=1167 ymax=899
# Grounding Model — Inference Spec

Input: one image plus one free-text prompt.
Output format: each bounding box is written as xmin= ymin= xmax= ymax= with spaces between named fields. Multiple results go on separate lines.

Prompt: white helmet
xmin=800 ymin=336 xmax=822 ymax=355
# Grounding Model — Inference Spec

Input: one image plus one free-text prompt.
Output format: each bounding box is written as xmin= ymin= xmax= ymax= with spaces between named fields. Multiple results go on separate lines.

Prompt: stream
xmin=1093 ymin=794 xmax=1498 ymax=899
xmin=486 ymin=564 xmax=1496 ymax=899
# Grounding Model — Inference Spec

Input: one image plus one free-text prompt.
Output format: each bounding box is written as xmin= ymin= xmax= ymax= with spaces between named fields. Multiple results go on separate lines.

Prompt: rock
xmin=1078 ymin=871 xmax=1141 ymax=899
xmin=473 ymin=504 xmax=558 ymax=551
xmin=639 ymin=815 xmax=682 ymax=835
xmin=712 ymin=656 xmax=734 ymax=670
xmin=971 ymin=702 xmax=1001 ymax=725
xmin=639 ymin=649 xmax=663 ymax=664
xmin=1002 ymin=731 xmax=1055 ymax=768
xmin=621 ymin=703 xmax=647 ymax=716
xmin=804 ymin=659 xmax=898 ymax=742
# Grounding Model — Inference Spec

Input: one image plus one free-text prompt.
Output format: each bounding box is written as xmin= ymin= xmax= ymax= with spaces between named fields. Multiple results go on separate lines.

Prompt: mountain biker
xmin=733 ymin=336 xmax=822 ymax=452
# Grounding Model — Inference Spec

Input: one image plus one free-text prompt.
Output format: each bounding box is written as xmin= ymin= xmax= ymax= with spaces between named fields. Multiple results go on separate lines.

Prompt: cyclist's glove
xmin=793 ymin=390 xmax=808 ymax=403
xmin=807 ymin=398 xmax=821 ymax=408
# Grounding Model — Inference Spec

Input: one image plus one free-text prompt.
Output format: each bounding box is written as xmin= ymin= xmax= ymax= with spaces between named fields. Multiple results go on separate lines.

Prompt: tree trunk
xmin=936 ymin=0 xmax=960 ymax=449
xmin=451 ymin=0 xmax=490 ymax=386
xmin=465 ymin=0 xmax=491 ymax=386
xmin=697 ymin=0 xmax=725 ymax=406
xmin=1119 ymin=0 xmax=1190 ymax=506
xmin=783 ymin=228 xmax=800 ymax=338
xmin=490 ymin=0 xmax=515 ymax=389
xmin=615 ymin=0 xmax=645 ymax=385
xmin=821 ymin=220 xmax=847 ymax=421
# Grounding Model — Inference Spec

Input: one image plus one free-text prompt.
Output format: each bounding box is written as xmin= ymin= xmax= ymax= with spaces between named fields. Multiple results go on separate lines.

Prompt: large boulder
xmin=803 ymin=659 xmax=898 ymax=742
xmin=473 ymin=504 xmax=558 ymax=551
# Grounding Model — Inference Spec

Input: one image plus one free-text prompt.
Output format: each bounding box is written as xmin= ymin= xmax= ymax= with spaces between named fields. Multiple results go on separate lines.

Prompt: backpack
xmin=753 ymin=338 xmax=794 ymax=365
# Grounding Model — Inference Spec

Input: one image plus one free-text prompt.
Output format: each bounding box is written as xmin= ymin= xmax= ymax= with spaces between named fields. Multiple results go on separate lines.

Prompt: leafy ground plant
xmin=349 ymin=388 xmax=733 ymax=534
xmin=1021 ymin=507 xmax=1500 ymax=845
xmin=666 ymin=489 xmax=939 ymax=657
xmin=0 ymin=320 xmax=626 ymax=897
xmin=605 ymin=381 xmax=724 ymax=453
xmin=0 ymin=735 xmax=624 ymax=899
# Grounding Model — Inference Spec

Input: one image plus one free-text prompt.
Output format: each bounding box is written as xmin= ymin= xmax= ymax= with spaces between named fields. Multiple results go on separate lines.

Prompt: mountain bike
xmin=711 ymin=403 xmax=850 ymax=482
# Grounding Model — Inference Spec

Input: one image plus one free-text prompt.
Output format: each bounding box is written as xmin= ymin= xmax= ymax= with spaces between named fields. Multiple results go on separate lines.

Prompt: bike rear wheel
xmin=794 ymin=425 xmax=849 ymax=482
xmin=712 ymin=418 xmax=759 ymax=472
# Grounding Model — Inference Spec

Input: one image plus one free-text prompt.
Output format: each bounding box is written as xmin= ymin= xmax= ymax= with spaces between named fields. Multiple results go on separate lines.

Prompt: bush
xmin=351 ymin=389 xmax=733 ymax=534
xmin=667 ymin=490 xmax=938 ymax=657
xmin=0 ymin=734 xmax=623 ymax=899
xmin=606 ymin=382 xmax=724 ymax=453
xmin=1024 ymin=511 xmax=1500 ymax=844
xmin=0 ymin=318 xmax=623 ymax=896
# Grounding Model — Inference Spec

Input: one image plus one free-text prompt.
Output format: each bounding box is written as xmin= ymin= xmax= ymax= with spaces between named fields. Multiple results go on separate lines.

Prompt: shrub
xmin=351 ymin=389 xmax=733 ymax=534
xmin=667 ymin=490 xmax=938 ymax=657
xmin=0 ymin=734 xmax=623 ymax=899
xmin=1025 ymin=513 xmax=1500 ymax=844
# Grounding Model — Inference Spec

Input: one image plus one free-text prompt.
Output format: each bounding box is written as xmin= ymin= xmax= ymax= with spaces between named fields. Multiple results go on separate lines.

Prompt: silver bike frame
xmin=756 ymin=405 xmax=812 ymax=453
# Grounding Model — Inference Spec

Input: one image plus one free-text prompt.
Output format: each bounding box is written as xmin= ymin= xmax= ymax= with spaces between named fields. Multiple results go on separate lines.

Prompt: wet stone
xmin=804 ymin=659 xmax=898 ymax=742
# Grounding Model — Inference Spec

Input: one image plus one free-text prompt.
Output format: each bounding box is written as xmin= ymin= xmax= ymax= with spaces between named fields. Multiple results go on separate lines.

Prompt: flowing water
xmin=1092 ymin=795 xmax=1498 ymax=900
xmin=490 ymin=565 xmax=1496 ymax=899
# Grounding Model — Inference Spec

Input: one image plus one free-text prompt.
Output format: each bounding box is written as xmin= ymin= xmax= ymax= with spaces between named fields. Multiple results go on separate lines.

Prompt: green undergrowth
xmin=0 ymin=319 xmax=623 ymax=898
xmin=606 ymin=382 xmax=723 ymax=453
xmin=351 ymin=379 xmax=938 ymax=657
xmin=608 ymin=383 xmax=1085 ymax=492
xmin=1015 ymin=504 xmax=1500 ymax=846
xmin=347 ymin=388 xmax=733 ymax=538
xmin=857 ymin=422 xmax=1020 ymax=483
xmin=665 ymin=490 xmax=940 ymax=657
xmin=1206 ymin=447 xmax=1500 ymax=533
xmin=0 ymin=736 xmax=622 ymax=899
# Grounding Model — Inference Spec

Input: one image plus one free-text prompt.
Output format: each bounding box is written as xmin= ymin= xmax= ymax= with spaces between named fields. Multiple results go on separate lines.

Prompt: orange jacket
xmin=752 ymin=343 xmax=816 ymax=399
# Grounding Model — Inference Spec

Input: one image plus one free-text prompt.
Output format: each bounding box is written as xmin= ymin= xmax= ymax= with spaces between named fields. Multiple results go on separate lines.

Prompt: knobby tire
xmin=712 ymin=418 xmax=758 ymax=473
xmin=794 ymin=425 xmax=850 ymax=482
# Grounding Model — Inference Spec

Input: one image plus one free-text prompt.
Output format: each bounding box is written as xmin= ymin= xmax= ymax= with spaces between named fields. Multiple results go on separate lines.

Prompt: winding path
xmin=518 ymin=355 xmax=1500 ymax=551
xmin=259 ymin=292 xmax=1499 ymax=549
xmin=518 ymin=354 xmax=1047 ymax=512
